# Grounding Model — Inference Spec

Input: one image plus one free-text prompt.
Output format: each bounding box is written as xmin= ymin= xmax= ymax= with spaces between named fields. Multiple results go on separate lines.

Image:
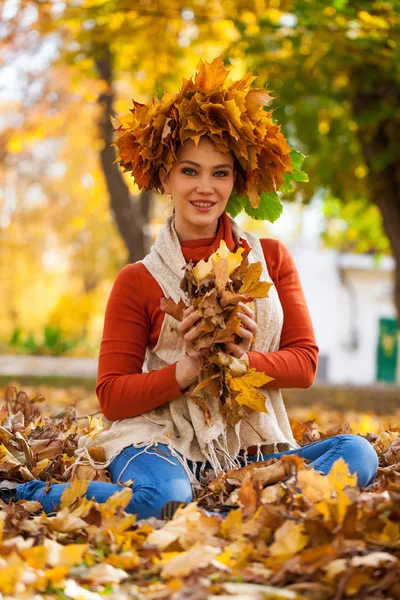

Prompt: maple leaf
xmin=238 ymin=472 xmax=262 ymax=519
xmin=268 ymin=520 xmax=309 ymax=560
xmin=160 ymin=297 xmax=187 ymax=321
xmin=161 ymin=544 xmax=220 ymax=578
xmin=192 ymin=240 xmax=244 ymax=282
xmin=213 ymin=256 xmax=229 ymax=294
xmin=226 ymin=369 xmax=274 ymax=414
xmin=298 ymin=457 xmax=357 ymax=526
xmin=185 ymin=391 xmax=213 ymax=427
xmin=238 ymin=262 xmax=273 ymax=298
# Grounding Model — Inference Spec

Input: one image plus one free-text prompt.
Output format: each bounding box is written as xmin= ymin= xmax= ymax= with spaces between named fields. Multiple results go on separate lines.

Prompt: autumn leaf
xmin=226 ymin=369 xmax=274 ymax=413
xmin=238 ymin=262 xmax=273 ymax=298
xmin=60 ymin=479 xmax=90 ymax=510
xmin=238 ymin=472 xmax=261 ymax=519
xmin=268 ymin=520 xmax=309 ymax=560
xmin=298 ymin=457 xmax=357 ymax=525
xmin=161 ymin=544 xmax=220 ymax=578
xmin=160 ymin=297 xmax=187 ymax=321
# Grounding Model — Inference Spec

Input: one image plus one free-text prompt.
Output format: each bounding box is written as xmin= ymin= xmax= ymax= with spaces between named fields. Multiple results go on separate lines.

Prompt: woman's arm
xmin=96 ymin=264 xmax=188 ymax=422
xmin=247 ymin=239 xmax=319 ymax=388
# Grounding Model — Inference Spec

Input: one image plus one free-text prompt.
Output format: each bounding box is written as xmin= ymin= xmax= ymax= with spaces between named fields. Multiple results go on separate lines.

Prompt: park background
xmin=1 ymin=0 xmax=400 ymax=400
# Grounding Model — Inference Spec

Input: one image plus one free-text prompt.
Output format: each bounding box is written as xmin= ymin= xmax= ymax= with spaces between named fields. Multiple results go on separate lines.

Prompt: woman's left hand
xmin=224 ymin=302 xmax=257 ymax=363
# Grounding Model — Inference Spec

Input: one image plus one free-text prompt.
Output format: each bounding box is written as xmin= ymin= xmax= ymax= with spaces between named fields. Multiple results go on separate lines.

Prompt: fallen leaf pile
xmin=0 ymin=386 xmax=109 ymax=485
xmin=161 ymin=238 xmax=275 ymax=427
xmin=0 ymin=385 xmax=400 ymax=598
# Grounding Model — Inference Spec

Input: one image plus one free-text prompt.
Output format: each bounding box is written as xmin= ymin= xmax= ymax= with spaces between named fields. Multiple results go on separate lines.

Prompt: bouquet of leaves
xmin=161 ymin=239 xmax=275 ymax=427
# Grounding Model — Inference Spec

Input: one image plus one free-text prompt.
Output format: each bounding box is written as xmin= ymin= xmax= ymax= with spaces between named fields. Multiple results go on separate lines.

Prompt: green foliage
xmin=226 ymin=149 xmax=308 ymax=222
xmin=322 ymin=196 xmax=391 ymax=255
xmin=8 ymin=325 xmax=87 ymax=356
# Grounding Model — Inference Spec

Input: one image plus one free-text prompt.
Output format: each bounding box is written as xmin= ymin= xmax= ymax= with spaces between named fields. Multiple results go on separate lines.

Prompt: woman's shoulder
xmin=111 ymin=261 xmax=161 ymax=298
xmin=113 ymin=261 xmax=151 ymax=284
xmin=258 ymin=237 xmax=293 ymax=261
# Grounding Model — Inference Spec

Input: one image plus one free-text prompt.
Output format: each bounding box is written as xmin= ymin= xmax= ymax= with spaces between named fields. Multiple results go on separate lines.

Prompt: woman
xmin=1 ymin=58 xmax=378 ymax=517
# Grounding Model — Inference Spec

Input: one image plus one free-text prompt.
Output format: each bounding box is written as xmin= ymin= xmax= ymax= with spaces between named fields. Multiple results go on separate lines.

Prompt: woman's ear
xmin=159 ymin=166 xmax=170 ymax=195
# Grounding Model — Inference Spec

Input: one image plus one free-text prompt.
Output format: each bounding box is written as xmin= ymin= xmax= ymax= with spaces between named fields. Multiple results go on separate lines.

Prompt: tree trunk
xmin=352 ymin=91 xmax=400 ymax=322
xmin=94 ymin=45 xmax=152 ymax=263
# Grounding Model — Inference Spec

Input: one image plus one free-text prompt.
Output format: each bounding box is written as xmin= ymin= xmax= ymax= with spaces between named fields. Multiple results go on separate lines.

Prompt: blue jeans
xmin=15 ymin=434 xmax=378 ymax=519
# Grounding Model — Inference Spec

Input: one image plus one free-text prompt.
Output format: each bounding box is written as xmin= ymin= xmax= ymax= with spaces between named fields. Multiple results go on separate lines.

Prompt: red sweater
xmin=96 ymin=213 xmax=319 ymax=422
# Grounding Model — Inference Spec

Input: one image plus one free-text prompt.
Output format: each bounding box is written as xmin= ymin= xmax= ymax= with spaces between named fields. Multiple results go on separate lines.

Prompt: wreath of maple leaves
xmin=112 ymin=55 xmax=293 ymax=211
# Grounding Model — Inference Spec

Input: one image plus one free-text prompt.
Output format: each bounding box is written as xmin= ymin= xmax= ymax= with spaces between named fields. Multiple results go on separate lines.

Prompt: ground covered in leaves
xmin=0 ymin=384 xmax=400 ymax=599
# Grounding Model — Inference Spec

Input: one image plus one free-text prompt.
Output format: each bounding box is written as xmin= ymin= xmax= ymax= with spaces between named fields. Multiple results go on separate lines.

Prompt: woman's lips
xmin=190 ymin=201 xmax=216 ymax=212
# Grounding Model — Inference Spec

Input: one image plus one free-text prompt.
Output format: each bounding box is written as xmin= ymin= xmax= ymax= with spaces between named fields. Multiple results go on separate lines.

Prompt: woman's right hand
xmin=178 ymin=305 xmax=204 ymax=359
xmin=175 ymin=305 xmax=203 ymax=391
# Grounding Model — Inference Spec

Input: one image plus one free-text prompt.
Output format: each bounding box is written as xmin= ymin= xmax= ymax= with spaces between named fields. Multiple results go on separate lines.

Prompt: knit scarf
xmin=74 ymin=214 xmax=299 ymax=488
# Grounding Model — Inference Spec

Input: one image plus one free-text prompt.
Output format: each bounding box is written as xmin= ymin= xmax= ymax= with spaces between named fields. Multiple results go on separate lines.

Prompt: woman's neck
xmin=174 ymin=214 xmax=219 ymax=242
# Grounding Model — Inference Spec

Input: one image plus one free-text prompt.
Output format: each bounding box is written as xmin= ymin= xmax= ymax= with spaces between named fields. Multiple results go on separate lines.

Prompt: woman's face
xmin=159 ymin=136 xmax=236 ymax=241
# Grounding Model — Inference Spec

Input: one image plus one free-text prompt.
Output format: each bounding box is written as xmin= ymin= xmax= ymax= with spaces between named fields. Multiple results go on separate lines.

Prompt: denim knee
xmin=338 ymin=434 xmax=379 ymax=486
xmin=126 ymin=476 xmax=193 ymax=519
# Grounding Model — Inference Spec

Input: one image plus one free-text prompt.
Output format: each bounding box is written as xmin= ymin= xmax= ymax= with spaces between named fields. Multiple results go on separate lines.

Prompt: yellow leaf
xmin=146 ymin=503 xmax=203 ymax=550
xmin=86 ymin=415 xmax=104 ymax=436
xmin=269 ymin=520 xmax=308 ymax=559
xmin=220 ymin=508 xmax=243 ymax=540
xmin=107 ymin=552 xmax=140 ymax=570
xmin=0 ymin=564 xmax=24 ymax=594
xmin=20 ymin=545 xmax=48 ymax=569
xmin=298 ymin=458 xmax=357 ymax=525
xmin=41 ymin=509 xmax=88 ymax=533
xmin=215 ymin=539 xmax=253 ymax=569
xmin=44 ymin=539 xmax=88 ymax=567
xmin=227 ymin=369 xmax=274 ymax=413
xmin=238 ymin=262 xmax=273 ymax=298
xmin=192 ymin=240 xmax=244 ymax=282
xmin=161 ymin=543 xmax=220 ymax=578
xmin=328 ymin=456 xmax=358 ymax=491
xmin=60 ymin=479 xmax=90 ymax=509
xmin=41 ymin=566 xmax=70 ymax=586
xmin=100 ymin=487 xmax=133 ymax=513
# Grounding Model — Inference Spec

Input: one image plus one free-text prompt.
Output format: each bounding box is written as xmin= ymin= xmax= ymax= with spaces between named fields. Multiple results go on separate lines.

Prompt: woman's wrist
xmin=175 ymin=356 xmax=200 ymax=392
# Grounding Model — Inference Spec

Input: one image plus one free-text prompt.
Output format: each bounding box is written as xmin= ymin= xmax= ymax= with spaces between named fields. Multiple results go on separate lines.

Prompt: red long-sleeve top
xmin=96 ymin=212 xmax=319 ymax=422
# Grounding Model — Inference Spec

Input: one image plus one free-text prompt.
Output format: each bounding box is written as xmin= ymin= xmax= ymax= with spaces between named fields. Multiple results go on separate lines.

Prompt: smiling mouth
xmin=190 ymin=201 xmax=216 ymax=207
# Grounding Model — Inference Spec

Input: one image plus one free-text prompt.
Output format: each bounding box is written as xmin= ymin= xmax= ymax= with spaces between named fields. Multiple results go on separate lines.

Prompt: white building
xmin=293 ymin=247 xmax=397 ymax=385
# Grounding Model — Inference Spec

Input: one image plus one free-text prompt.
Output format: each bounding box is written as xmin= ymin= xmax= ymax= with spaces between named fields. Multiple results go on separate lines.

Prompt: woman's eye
xmin=182 ymin=169 xmax=228 ymax=177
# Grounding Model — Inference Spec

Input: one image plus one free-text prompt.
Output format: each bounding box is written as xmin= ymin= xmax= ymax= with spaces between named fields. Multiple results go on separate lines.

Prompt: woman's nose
xmin=195 ymin=177 xmax=214 ymax=193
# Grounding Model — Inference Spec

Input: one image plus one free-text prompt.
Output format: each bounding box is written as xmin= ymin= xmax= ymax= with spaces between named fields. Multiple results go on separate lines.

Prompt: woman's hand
xmin=177 ymin=305 xmax=204 ymax=359
xmin=175 ymin=305 xmax=203 ymax=391
xmin=224 ymin=302 xmax=257 ymax=363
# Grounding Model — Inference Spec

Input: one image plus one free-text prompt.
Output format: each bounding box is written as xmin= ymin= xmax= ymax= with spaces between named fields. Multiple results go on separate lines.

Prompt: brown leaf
xmin=185 ymin=392 xmax=213 ymax=427
xmin=160 ymin=297 xmax=186 ymax=321
xmin=30 ymin=439 xmax=63 ymax=461
xmin=238 ymin=472 xmax=261 ymax=519
xmin=213 ymin=256 xmax=229 ymax=294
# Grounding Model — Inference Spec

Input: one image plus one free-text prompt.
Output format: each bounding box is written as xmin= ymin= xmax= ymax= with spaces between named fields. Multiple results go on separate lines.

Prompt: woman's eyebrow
xmin=179 ymin=160 xmax=233 ymax=169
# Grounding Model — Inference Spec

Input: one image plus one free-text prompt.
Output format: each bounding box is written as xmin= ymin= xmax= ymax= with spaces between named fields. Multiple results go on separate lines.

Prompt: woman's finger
xmin=238 ymin=326 xmax=253 ymax=341
xmin=238 ymin=302 xmax=255 ymax=321
xmin=237 ymin=312 xmax=257 ymax=333
xmin=184 ymin=320 xmax=204 ymax=342
xmin=182 ymin=305 xmax=195 ymax=318
xmin=225 ymin=342 xmax=243 ymax=358
xmin=177 ymin=309 xmax=201 ymax=337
